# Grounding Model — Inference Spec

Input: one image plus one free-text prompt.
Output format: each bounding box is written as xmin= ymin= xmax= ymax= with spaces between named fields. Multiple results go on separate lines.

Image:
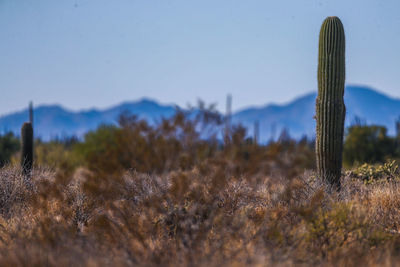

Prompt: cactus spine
xmin=316 ymin=16 xmax=346 ymax=188
xmin=21 ymin=122 xmax=33 ymax=176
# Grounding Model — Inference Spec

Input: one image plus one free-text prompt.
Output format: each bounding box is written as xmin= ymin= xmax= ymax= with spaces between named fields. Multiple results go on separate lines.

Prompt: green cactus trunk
xmin=316 ymin=17 xmax=346 ymax=188
xmin=21 ymin=122 xmax=33 ymax=177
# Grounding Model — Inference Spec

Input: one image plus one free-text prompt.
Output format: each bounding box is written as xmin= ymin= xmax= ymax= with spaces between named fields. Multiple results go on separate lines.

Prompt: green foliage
xmin=73 ymin=124 xmax=128 ymax=174
xmin=0 ymin=132 xmax=19 ymax=167
xmin=343 ymin=125 xmax=396 ymax=166
xmin=348 ymin=160 xmax=399 ymax=183
xmin=34 ymin=138 xmax=80 ymax=170
xmin=316 ymin=16 xmax=346 ymax=188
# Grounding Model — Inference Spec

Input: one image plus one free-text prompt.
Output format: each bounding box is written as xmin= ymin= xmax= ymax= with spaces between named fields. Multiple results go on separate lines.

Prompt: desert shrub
xmin=73 ymin=111 xmax=220 ymax=176
xmin=35 ymin=138 xmax=80 ymax=170
xmin=73 ymin=108 xmax=315 ymax=180
xmin=0 ymin=159 xmax=398 ymax=265
xmin=0 ymin=166 xmax=30 ymax=217
xmin=348 ymin=160 xmax=399 ymax=183
xmin=72 ymin=124 xmax=123 ymax=174
xmin=344 ymin=125 xmax=396 ymax=167
xmin=299 ymin=202 xmax=390 ymax=259
xmin=367 ymin=184 xmax=400 ymax=233
xmin=0 ymin=132 xmax=19 ymax=167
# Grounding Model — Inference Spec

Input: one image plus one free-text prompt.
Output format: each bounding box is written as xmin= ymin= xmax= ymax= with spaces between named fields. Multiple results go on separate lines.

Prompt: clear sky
xmin=1 ymin=0 xmax=400 ymax=114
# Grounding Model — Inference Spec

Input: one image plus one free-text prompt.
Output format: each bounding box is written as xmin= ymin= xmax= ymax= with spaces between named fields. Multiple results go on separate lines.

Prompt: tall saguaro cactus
xmin=316 ymin=16 xmax=346 ymax=188
xmin=21 ymin=122 xmax=33 ymax=177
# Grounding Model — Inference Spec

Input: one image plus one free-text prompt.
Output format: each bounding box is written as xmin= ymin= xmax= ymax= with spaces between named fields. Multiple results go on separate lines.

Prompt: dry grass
xmin=0 ymin=164 xmax=398 ymax=266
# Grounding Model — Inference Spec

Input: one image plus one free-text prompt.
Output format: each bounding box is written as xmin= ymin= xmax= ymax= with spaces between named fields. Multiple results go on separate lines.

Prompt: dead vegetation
xmin=0 ymin=162 xmax=398 ymax=266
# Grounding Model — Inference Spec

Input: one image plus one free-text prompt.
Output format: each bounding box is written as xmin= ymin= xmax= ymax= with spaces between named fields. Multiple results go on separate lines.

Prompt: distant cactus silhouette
xmin=29 ymin=101 xmax=33 ymax=125
xmin=224 ymin=94 xmax=232 ymax=144
xmin=316 ymin=16 xmax=346 ymax=188
xmin=21 ymin=122 xmax=33 ymax=176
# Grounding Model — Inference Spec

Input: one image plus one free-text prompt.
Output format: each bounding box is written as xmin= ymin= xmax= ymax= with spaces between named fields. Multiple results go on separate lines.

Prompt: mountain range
xmin=1 ymin=85 xmax=399 ymax=142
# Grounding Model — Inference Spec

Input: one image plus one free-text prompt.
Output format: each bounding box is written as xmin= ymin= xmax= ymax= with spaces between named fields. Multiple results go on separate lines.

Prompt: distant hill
xmin=1 ymin=86 xmax=400 ymax=141
xmin=233 ymin=90 xmax=315 ymax=141
xmin=0 ymin=98 xmax=176 ymax=140
xmin=234 ymin=85 xmax=400 ymax=142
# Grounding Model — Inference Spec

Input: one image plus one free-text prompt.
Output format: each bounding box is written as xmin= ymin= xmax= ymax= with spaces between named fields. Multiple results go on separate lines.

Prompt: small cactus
xmin=21 ymin=122 xmax=33 ymax=176
xmin=316 ymin=16 xmax=346 ymax=188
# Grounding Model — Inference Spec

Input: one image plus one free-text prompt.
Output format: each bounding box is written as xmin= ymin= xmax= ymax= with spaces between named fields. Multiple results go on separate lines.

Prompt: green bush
xmin=73 ymin=125 xmax=122 ymax=174
xmin=35 ymin=138 xmax=80 ymax=170
xmin=343 ymin=125 xmax=396 ymax=167
xmin=347 ymin=160 xmax=399 ymax=183
xmin=0 ymin=132 xmax=19 ymax=167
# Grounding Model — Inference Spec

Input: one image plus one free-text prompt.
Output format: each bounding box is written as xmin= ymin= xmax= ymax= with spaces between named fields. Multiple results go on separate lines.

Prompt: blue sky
xmin=1 ymin=0 xmax=400 ymax=114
